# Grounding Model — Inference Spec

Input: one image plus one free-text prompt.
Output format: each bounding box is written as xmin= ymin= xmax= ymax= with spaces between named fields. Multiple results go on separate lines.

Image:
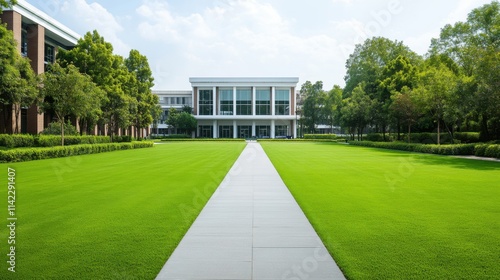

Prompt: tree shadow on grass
xmin=314 ymin=142 xmax=500 ymax=171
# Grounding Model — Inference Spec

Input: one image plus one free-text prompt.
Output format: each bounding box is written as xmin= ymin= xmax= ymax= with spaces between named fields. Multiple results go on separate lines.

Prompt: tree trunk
xmin=437 ymin=119 xmax=440 ymax=145
xmin=408 ymin=124 xmax=411 ymax=143
xmin=61 ymin=119 xmax=65 ymax=146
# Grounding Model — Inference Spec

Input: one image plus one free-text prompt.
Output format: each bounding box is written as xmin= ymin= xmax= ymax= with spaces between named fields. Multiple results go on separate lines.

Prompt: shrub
xmin=112 ymin=135 xmax=132 ymax=142
xmin=0 ymin=142 xmax=154 ymax=163
xmin=36 ymin=135 xmax=111 ymax=147
xmin=365 ymin=133 xmax=394 ymax=142
xmin=0 ymin=134 xmax=35 ymax=148
xmin=167 ymin=134 xmax=191 ymax=139
xmin=304 ymin=134 xmax=337 ymax=140
xmin=41 ymin=121 xmax=79 ymax=136
xmin=454 ymin=132 xmax=480 ymax=143
xmin=348 ymin=141 xmax=477 ymax=156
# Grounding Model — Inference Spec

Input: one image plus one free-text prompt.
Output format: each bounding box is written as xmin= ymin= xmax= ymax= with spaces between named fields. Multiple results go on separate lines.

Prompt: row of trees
xmin=301 ymin=1 xmax=500 ymax=143
xmin=1 ymin=14 xmax=161 ymax=143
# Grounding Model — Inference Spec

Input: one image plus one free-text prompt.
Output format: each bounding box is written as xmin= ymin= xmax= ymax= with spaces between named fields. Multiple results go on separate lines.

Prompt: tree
xmin=0 ymin=23 xmax=38 ymax=133
xmin=300 ymin=81 xmax=324 ymax=133
xmin=125 ymin=49 xmax=156 ymax=138
xmin=430 ymin=1 xmax=500 ymax=140
xmin=322 ymin=85 xmax=343 ymax=133
xmin=340 ymin=85 xmax=373 ymax=141
xmin=414 ymin=63 xmax=457 ymax=145
xmin=377 ymin=55 xmax=419 ymax=140
xmin=390 ymin=88 xmax=420 ymax=143
xmin=0 ymin=0 xmax=16 ymax=10
xmin=39 ymin=63 xmax=100 ymax=145
xmin=175 ymin=112 xmax=197 ymax=135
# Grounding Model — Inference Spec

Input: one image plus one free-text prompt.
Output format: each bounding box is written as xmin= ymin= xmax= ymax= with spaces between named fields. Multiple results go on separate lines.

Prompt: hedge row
xmin=348 ymin=141 xmax=500 ymax=158
xmin=0 ymin=142 xmax=154 ymax=163
xmin=365 ymin=132 xmax=481 ymax=144
xmin=160 ymin=138 xmax=244 ymax=142
xmin=0 ymin=134 xmax=143 ymax=148
xmin=303 ymin=134 xmax=337 ymax=139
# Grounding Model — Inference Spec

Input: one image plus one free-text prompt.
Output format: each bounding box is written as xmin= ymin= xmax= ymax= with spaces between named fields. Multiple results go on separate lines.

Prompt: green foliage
xmin=0 ymin=0 xmax=16 ymax=10
xmin=348 ymin=141 xmax=500 ymax=158
xmin=0 ymin=141 xmax=153 ymax=163
xmin=366 ymin=133 xmax=394 ymax=142
xmin=303 ymin=134 xmax=337 ymax=139
xmin=300 ymin=80 xmax=324 ymax=133
xmin=454 ymin=132 xmax=481 ymax=143
xmin=475 ymin=144 xmax=500 ymax=158
xmin=37 ymin=135 xmax=111 ymax=147
xmin=41 ymin=121 xmax=79 ymax=136
xmin=0 ymin=134 xmax=35 ymax=148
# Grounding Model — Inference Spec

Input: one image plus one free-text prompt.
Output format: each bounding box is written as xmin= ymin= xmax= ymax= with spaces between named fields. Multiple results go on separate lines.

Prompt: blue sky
xmin=24 ymin=0 xmax=493 ymax=90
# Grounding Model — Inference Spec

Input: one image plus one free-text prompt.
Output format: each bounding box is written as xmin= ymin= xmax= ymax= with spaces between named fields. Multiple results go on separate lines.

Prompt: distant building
xmin=1 ymin=0 xmax=79 ymax=134
xmin=153 ymin=90 xmax=193 ymax=135
xmin=152 ymin=77 xmax=300 ymax=139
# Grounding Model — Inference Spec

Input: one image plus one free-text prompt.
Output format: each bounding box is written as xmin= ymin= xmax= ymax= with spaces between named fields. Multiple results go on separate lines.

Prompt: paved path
xmin=156 ymin=142 xmax=345 ymax=280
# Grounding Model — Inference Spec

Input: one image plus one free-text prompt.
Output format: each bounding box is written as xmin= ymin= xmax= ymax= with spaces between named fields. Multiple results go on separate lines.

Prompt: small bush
xmin=0 ymin=134 xmax=35 ymax=148
xmin=0 ymin=141 xmax=154 ymax=163
xmin=112 ymin=135 xmax=132 ymax=142
xmin=304 ymin=134 xmax=337 ymax=140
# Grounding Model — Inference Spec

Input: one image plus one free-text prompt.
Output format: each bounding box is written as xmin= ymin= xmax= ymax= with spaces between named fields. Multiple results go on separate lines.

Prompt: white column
xmin=213 ymin=120 xmax=217 ymax=139
xmin=233 ymin=120 xmax=237 ymax=139
xmin=271 ymin=119 xmax=275 ymax=139
xmin=212 ymin=87 xmax=217 ymax=116
xmin=293 ymin=119 xmax=297 ymax=139
xmin=252 ymin=87 xmax=256 ymax=116
xmin=233 ymin=87 xmax=237 ymax=116
xmin=252 ymin=121 xmax=256 ymax=137
xmin=271 ymin=87 xmax=276 ymax=116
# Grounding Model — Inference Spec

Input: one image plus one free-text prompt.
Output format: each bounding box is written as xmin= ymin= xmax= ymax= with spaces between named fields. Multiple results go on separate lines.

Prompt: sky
xmin=24 ymin=0 xmax=494 ymax=90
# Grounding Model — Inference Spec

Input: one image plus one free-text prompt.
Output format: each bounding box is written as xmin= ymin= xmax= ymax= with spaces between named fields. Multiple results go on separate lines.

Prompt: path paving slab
xmin=156 ymin=142 xmax=345 ymax=280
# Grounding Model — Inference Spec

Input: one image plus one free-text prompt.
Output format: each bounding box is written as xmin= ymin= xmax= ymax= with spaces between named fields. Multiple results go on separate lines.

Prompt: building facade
xmin=153 ymin=90 xmax=193 ymax=136
xmin=191 ymin=77 xmax=299 ymax=139
xmin=1 ymin=0 xmax=79 ymax=134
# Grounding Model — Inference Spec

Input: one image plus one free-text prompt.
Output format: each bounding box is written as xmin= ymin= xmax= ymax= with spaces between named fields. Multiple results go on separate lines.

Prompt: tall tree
xmin=390 ymin=87 xmax=420 ymax=143
xmin=125 ymin=49 xmax=155 ymax=138
xmin=414 ymin=63 xmax=457 ymax=145
xmin=39 ymin=63 xmax=100 ymax=145
xmin=300 ymin=81 xmax=324 ymax=133
xmin=341 ymin=85 xmax=373 ymax=141
xmin=322 ymin=85 xmax=343 ymax=133
xmin=430 ymin=1 xmax=500 ymax=140
xmin=0 ymin=23 xmax=38 ymax=133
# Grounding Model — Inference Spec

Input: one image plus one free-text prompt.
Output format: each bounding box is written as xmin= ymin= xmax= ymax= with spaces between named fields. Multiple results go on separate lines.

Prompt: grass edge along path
xmin=261 ymin=141 xmax=500 ymax=279
xmin=0 ymin=141 xmax=246 ymax=279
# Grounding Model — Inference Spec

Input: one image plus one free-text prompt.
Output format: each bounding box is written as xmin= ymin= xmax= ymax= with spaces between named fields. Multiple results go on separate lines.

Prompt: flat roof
xmin=189 ymin=77 xmax=299 ymax=87
xmin=153 ymin=90 xmax=193 ymax=96
xmin=5 ymin=0 xmax=80 ymax=47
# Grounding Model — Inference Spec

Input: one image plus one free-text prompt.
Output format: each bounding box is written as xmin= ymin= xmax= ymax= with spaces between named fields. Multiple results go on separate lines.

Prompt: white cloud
xmin=61 ymin=0 xmax=130 ymax=55
xmin=136 ymin=0 xmax=347 ymax=89
xmin=444 ymin=0 xmax=491 ymax=25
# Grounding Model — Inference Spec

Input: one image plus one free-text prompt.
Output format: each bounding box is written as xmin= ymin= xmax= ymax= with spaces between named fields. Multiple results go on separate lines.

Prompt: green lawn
xmin=261 ymin=142 xmax=500 ymax=279
xmin=0 ymin=142 xmax=245 ymax=279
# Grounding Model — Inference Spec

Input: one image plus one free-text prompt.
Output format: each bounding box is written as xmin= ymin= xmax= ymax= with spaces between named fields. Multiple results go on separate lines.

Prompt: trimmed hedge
xmin=37 ymin=135 xmax=111 ymax=147
xmin=348 ymin=141 xmax=500 ymax=158
xmin=304 ymin=134 xmax=337 ymax=140
xmin=366 ymin=133 xmax=394 ymax=142
xmin=161 ymin=138 xmax=244 ymax=142
xmin=366 ymin=132 xmax=481 ymax=144
xmin=0 ymin=142 xmax=154 ymax=163
xmin=0 ymin=134 xmax=36 ymax=148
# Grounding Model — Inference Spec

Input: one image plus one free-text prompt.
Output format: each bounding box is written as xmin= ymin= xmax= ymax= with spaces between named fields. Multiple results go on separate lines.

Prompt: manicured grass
xmin=261 ymin=142 xmax=500 ymax=279
xmin=0 ymin=142 xmax=245 ymax=279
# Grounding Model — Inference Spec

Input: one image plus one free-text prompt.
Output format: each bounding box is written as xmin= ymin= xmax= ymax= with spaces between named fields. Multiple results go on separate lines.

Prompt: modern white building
xmin=152 ymin=77 xmax=299 ymax=139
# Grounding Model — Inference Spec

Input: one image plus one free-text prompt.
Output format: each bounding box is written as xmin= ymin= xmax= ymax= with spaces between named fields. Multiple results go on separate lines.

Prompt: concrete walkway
xmin=156 ymin=142 xmax=345 ymax=280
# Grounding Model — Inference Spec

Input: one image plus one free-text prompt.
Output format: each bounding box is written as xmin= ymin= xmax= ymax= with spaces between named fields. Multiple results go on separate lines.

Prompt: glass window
xmin=256 ymin=125 xmax=270 ymax=138
xmin=219 ymin=88 xmax=233 ymax=115
xmin=275 ymin=89 xmax=290 ymax=115
xmin=199 ymin=125 xmax=213 ymax=138
xmin=236 ymin=88 xmax=252 ymax=115
xmin=275 ymin=125 xmax=288 ymax=137
xmin=218 ymin=125 xmax=233 ymax=138
xmin=256 ymin=89 xmax=271 ymax=115
xmin=44 ymin=44 xmax=55 ymax=64
xmin=237 ymin=125 xmax=252 ymax=138
xmin=199 ymin=89 xmax=213 ymax=115
xmin=21 ymin=24 xmax=28 ymax=57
